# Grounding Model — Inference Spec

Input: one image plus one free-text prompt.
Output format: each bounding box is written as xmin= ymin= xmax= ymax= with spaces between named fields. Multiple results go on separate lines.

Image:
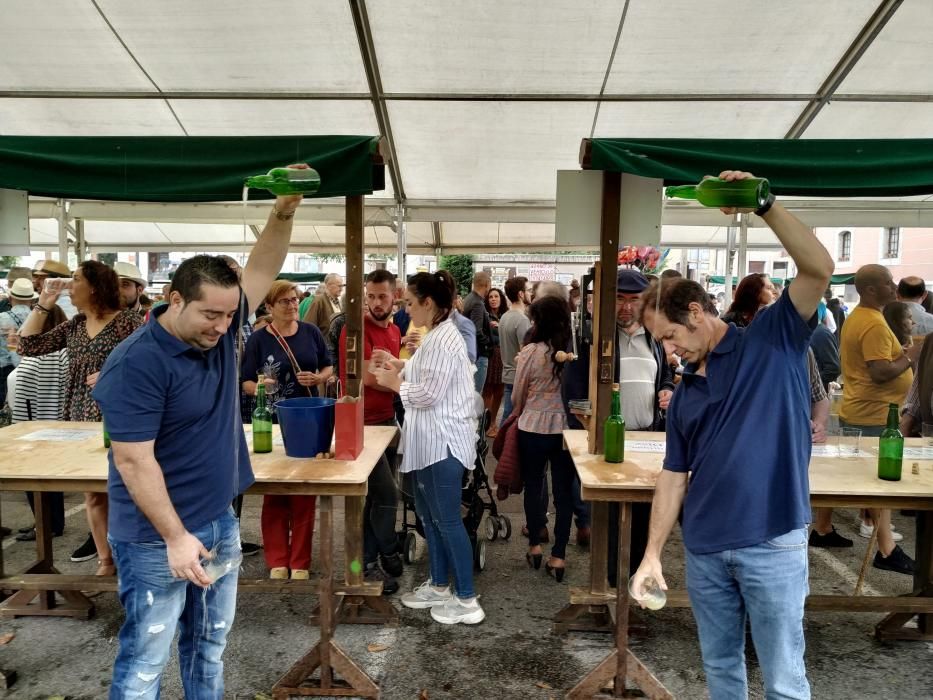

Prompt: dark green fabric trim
xmin=707 ymin=273 xmax=854 ymax=285
xmin=585 ymin=139 xmax=933 ymax=197
xmin=0 ymin=136 xmax=384 ymax=202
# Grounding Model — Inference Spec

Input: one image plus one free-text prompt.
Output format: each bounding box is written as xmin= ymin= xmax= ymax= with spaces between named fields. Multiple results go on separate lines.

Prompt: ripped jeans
xmin=108 ymin=508 xmax=240 ymax=700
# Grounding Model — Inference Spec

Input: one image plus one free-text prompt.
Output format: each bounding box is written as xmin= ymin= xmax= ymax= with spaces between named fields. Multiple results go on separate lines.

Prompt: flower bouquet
xmin=617 ymin=246 xmax=670 ymax=275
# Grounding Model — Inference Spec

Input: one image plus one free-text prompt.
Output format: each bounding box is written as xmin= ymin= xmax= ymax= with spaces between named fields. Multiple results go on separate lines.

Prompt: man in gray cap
xmin=605 ymin=268 xmax=676 ymax=588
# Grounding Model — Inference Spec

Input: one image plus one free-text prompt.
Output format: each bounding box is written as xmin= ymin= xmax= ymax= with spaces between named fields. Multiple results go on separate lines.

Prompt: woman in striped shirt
xmin=373 ymin=270 xmax=484 ymax=625
xmin=510 ymin=296 xmax=574 ymax=582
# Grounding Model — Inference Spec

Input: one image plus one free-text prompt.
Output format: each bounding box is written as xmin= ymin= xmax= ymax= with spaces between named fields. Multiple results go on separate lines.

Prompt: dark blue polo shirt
xmin=664 ymin=293 xmax=815 ymax=554
xmin=93 ymin=303 xmax=255 ymax=543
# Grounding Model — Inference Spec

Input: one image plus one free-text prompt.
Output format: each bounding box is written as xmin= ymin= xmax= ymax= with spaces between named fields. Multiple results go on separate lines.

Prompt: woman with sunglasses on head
xmin=19 ymin=260 xmax=143 ymax=576
xmin=241 ymin=279 xmax=333 ymax=581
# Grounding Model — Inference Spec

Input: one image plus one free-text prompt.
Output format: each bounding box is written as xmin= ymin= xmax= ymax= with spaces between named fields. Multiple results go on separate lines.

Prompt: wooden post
xmin=588 ymin=171 xmax=621 ymax=455
xmin=344 ymin=195 xmax=365 ymax=399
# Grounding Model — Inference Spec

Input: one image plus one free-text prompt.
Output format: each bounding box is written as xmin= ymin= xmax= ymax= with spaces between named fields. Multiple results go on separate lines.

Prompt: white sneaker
xmin=401 ymin=580 xmax=452 ymax=609
xmin=430 ymin=595 xmax=486 ymax=625
xmin=859 ymin=521 xmax=902 ymax=541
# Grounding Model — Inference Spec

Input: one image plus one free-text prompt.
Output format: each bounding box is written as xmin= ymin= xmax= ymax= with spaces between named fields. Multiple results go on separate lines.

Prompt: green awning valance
xmin=706 ymin=273 xmax=855 ymax=286
xmin=581 ymin=139 xmax=933 ymax=197
xmin=0 ymin=135 xmax=385 ymax=202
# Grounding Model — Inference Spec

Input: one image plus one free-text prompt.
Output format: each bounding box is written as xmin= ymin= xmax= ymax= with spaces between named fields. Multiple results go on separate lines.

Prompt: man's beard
xmin=617 ymin=318 xmax=636 ymax=329
xmin=369 ymin=307 xmax=391 ymax=322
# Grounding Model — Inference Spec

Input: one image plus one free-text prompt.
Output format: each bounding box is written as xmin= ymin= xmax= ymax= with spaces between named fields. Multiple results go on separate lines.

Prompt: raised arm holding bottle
xmin=634 ymin=170 xmax=833 ymax=700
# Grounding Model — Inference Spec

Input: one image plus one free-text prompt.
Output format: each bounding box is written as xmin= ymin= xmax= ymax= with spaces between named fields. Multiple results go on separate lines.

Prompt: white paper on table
xmin=16 ymin=429 xmax=99 ymax=442
xmin=810 ymin=444 xmax=840 ymax=457
xmin=902 ymin=447 xmax=929 ymax=459
xmin=625 ymin=440 xmax=666 ymax=454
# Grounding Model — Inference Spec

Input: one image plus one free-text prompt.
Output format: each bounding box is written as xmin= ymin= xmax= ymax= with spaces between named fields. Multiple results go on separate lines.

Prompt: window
xmin=838 ymin=231 xmax=852 ymax=262
xmin=884 ymin=227 xmax=900 ymax=259
xmin=749 ymin=261 xmax=766 ymax=274
xmin=773 ymin=261 xmax=788 ymax=278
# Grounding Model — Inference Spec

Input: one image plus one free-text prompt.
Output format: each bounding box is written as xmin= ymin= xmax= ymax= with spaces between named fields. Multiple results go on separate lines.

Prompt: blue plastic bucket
xmin=274 ymin=397 xmax=336 ymax=458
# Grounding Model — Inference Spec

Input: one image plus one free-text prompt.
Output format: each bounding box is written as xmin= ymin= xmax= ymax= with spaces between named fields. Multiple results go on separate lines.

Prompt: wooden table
xmin=561 ymin=429 xmax=933 ymax=700
xmin=0 ymin=420 xmax=399 ymax=699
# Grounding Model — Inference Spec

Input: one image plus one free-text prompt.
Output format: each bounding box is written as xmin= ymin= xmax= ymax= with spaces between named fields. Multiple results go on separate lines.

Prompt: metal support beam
xmin=56 ymin=200 xmax=69 ymax=265
xmin=785 ymin=0 xmax=902 ymax=138
xmin=724 ymin=215 xmax=738 ymax=308
xmin=75 ymin=219 xmax=85 ymax=263
xmin=737 ymin=214 xmax=748 ymax=281
xmin=349 ymin=0 xmax=404 ymax=204
xmin=431 ymin=222 xmax=441 ymax=253
xmin=395 ymin=204 xmax=407 ymax=283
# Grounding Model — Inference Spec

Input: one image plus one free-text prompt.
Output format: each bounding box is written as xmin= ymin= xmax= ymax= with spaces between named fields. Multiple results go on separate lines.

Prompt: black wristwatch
xmin=754 ymin=193 xmax=776 ymax=217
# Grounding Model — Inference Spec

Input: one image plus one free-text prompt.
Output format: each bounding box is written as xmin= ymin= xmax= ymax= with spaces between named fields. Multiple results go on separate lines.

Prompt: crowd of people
xmin=0 ymin=166 xmax=929 ymax=698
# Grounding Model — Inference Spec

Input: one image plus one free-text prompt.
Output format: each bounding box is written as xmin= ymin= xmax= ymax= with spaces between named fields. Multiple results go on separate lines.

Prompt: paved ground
xmin=0 ymin=473 xmax=931 ymax=698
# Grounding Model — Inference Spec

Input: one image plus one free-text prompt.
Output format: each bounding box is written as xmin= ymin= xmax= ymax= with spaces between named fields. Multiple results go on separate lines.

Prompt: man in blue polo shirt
xmin=93 ymin=164 xmax=308 ymax=699
xmin=632 ymin=171 xmax=834 ymax=699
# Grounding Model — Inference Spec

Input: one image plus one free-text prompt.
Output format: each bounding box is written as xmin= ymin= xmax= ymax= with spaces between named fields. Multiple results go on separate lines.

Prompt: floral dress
xmin=19 ymin=310 xmax=143 ymax=421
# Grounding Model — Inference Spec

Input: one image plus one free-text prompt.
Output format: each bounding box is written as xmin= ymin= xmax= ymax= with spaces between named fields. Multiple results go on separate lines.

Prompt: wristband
xmin=34 ymin=304 xmax=50 ymax=314
xmin=754 ymin=193 xmax=776 ymax=217
xmin=272 ymin=206 xmax=296 ymax=221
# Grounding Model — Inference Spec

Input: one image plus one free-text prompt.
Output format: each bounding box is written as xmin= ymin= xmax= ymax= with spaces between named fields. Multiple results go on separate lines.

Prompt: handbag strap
xmin=267 ymin=324 xmax=314 ymax=397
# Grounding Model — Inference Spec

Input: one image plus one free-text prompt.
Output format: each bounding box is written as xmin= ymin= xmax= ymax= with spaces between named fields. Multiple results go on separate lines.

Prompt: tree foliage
xmin=439 ymin=254 xmax=475 ymax=296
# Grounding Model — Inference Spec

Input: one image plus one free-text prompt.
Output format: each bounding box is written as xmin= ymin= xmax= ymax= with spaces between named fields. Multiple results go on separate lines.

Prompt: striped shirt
xmin=11 ymin=351 xmax=68 ymax=422
xmin=398 ymin=319 xmax=477 ymax=473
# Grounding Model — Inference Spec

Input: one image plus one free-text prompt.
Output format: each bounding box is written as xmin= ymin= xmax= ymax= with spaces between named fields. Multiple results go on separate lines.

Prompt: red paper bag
xmin=334 ymin=396 xmax=364 ymax=461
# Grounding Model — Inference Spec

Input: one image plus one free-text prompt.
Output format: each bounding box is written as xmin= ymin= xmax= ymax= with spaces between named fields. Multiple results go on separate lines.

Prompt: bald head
xmin=472 ymin=271 xmax=491 ymax=294
xmin=855 ymin=264 xmax=896 ymax=308
xmin=897 ymin=276 xmax=927 ymax=302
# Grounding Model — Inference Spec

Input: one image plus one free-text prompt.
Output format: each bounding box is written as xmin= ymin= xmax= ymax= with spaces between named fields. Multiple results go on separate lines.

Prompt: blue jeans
xmin=474 ymin=356 xmax=489 ymax=394
xmin=500 ymin=383 xmax=514 ymax=427
xmin=686 ymin=528 xmax=810 ymax=700
xmin=109 ymin=508 xmax=241 ymax=699
xmin=412 ymin=453 xmax=476 ymax=598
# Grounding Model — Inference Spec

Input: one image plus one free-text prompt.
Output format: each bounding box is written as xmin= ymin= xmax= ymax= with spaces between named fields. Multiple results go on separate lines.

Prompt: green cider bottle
xmin=252 ymin=380 xmax=273 ymax=454
xmin=665 ymin=177 xmax=770 ymax=210
xmin=103 ymin=418 xmax=110 ymax=449
xmin=878 ymin=403 xmax=903 ymax=481
xmin=604 ymin=383 xmax=626 ymax=463
xmin=244 ymin=167 xmax=321 ymax=196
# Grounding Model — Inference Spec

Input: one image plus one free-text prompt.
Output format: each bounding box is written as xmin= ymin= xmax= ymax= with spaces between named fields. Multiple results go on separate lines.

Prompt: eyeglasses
xmin=275 ymin=297 xmax=300 ymax=307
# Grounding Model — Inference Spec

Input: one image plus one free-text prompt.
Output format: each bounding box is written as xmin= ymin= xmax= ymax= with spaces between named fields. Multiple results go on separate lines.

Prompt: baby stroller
xmin=396 ymin=395 xmax=512 ymax=572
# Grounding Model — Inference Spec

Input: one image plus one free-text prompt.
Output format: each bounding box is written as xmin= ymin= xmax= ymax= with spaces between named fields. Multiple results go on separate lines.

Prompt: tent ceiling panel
xmin=388 ymin=101 xmax=595 ymax=200
xmin=803 ymin=102 xmax=933 ymax=139
xmin=368 ymin=0 xmax=622 ymax=94
xmin=0 ymin=1 xmax=153 ymax=91
xmin=98 ymin=0 xmax=368 ymax=93
xmin=0 ymin=99 xmax=184 ymax=135
xmin=835 ymin=2 xmax=933 ymax=95
xmin=404 ymin=222 xmax=435 ymax=248
xmin=604 ymin=0 xmax=878 ymax=95
xmin=440 ymin=223 xmax=500 ymax=246
xmin=593 ymin=102 xmax=807 ymax=139
xmin=658 ymin=225 xmax=779 ymax=249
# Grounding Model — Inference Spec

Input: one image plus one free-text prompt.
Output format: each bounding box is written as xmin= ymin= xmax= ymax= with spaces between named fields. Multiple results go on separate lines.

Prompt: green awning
xmin=581 ymin=139 xmax=933 ymax=197
xmin=0 ymin=135 xmax=385 ymax=202
xmin=706 ymin=273 xmax=855 ymax=286
xmin=276 ymin=272 xmax=327 ymax=283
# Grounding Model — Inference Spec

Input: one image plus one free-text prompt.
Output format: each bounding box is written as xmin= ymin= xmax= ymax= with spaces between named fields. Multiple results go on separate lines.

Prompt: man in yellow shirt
xmin=840 ymin=264 xmax=921 ymax=575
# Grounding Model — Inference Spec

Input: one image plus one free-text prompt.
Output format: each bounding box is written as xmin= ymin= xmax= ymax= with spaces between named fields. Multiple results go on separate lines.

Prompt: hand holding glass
xmin=199 ymin=547 xmax=243 ymax=584
xmin=628 ymin=574 xmax=667 ymax=610
xmin=44 ymin=278 xmax=72 ymax=295
xmin=370 ymin=347 xmax=391 ymax=372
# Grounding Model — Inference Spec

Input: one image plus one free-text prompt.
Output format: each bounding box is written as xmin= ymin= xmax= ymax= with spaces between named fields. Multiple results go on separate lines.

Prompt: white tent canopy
xmin=3 ymin=0 xmax=933 ymax=251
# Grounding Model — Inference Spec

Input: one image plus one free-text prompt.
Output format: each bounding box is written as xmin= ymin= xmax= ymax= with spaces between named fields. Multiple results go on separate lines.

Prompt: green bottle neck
xmin=886 ymin=404 xmax=900 ymax=430
xmin=256 ymin=384 xmax=266 ymax=410
xmin=664 ymin=185 xmax=698 ymax=200
xmin=610 ymin=390 xmax=621 ymax=417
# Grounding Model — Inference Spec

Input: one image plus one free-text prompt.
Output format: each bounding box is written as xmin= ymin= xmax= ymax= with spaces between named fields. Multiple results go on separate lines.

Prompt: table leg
xmin=273 ymin=495 xmax=379 ymax=698
xmin=566 ymin=502 xmax=673 ymax=700
xmin=310 ymin=495 xmax=398 ymax=627
xmin=555 ymin=501 xmax=614 ymax=634
xmin=876 ymin=510 xmax=933 ymax=641
xmin=0 ymin=492 xmax=93 ymax=620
